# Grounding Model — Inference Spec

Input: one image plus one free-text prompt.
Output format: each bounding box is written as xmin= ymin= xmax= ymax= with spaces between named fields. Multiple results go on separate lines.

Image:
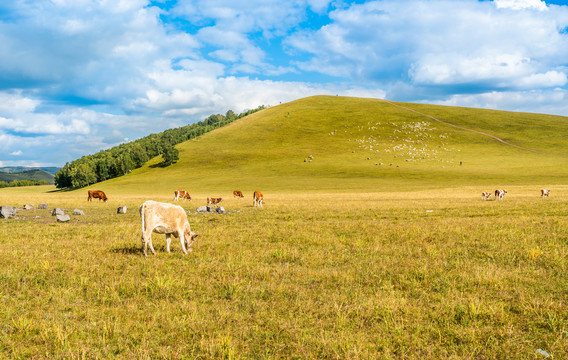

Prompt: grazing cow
xmin=139 ymin=200 xmax=198 ymax=256
xmin=495 ymin=189 xmax=507 ymax=201
xmin=541 ymin=189 xmax=550 ymax=198
xmin=174 ymin=189 xmax=192 ymax=201
xmin=481 ymin=192 xmax=492 ymax=200
xmin=253 ymin=190 xmax=263 ymax=207
xmin=207 ymin=197 xmax=223 ymax=207
xmin=233 ymin=190 xmax=244 ymax=198
xmin=87 ymin=190 xmax=108 ymax=202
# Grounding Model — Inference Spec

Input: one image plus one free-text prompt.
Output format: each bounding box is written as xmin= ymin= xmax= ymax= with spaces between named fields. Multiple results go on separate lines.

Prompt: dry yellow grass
xmin=1 ymin=185 xmax=567 ymax=358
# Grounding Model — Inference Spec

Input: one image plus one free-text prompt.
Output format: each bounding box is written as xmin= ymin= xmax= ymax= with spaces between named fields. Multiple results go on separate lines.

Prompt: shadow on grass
xmin=149 ymin=161 xmax=174 ymax=168
xmin=110 ymin=245 xmax=143 ymax=255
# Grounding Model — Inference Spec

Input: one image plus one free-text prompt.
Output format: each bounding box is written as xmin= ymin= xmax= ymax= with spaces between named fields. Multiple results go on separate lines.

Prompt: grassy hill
xmin=94 ymin=96 xmax=568 ymax=195
xmin=0 ymin=169 xmax=55 ymax=184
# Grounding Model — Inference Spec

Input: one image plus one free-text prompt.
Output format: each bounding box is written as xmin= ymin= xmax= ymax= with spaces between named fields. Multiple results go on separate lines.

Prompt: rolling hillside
xmin=95 ymin=96 xmax=568 ymax=195
xmin=0 ymin=169 xmax=55 ymax=184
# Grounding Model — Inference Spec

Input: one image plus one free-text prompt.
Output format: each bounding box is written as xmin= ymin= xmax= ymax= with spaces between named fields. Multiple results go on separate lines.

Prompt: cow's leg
xmin=179 ymin=234 xmax=188 ymax=254
xmin=166 ymin=234 xmax=172 ymax=253
xmin=142 ymin=231 xmax=155 ymax=256
xmin=145 ymin=229 xmax=156 ymax=255
xmin=142 ymin=232 xmax=147 ymax=256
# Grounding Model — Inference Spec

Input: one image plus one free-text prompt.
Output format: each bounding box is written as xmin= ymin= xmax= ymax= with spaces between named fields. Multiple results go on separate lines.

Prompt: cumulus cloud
xmin=288 ymin=1 xmax=568 ymax=92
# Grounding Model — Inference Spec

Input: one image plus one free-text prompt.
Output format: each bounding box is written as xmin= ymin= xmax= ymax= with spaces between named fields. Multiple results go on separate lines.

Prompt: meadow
xmin=1 ymin=185 xmax=567 ymax=359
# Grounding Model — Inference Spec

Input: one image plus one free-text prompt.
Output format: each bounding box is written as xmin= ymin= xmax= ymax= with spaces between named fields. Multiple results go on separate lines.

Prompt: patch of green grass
xmin=1 ymin=186 xmax=567 ymax=358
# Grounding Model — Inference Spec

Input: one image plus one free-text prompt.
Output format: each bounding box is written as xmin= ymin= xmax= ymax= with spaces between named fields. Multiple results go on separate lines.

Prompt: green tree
xmin=71 ymin=163 xmax=96 ymax=188
xmin=160 ymin=142 xmax=179 ymax=166
xmin=54 ymin=163 xmax=73 ymax=188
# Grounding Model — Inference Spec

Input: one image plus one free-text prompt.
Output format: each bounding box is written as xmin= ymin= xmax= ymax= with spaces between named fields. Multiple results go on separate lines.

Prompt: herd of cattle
xmin=85 ymin=188 xmax=552 ymax=256
xmin=87 ymin=189 xmax=264 ymax=256
xmin=481 ymin=188 xmax=550 ymax=201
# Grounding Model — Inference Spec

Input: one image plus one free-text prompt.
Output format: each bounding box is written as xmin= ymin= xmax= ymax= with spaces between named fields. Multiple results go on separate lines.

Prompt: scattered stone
xmin=117 ymin=206 xmax=127 ymax=214
xmin=308 ymin=155 xmax=314 ymax=160
xmin=23 ymin=204 xmax=34 ymax=210
xmin=216 ymin=207 xmax=226 ymax=214
xmin=52 ymin=208 xmax=65 ymax=216
xmin=196 ymin=206 xmax=208 ymax=213
xmin=38 ymin=204 xmax=48 ymax=209
xmin=304 ymin=158 xmax=307 ymax=162
xmin=73 ymin=209 xmax=85 ymax=215
xmin=0 ymin=206 xmax=17 ymax=219
xmin=56 ymin=215 xmax=71 ymax=222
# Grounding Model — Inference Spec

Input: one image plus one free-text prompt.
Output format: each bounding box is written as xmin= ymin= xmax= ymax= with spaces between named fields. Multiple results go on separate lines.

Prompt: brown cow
xmin=139 ymin=200 xmax=198 ymax=256
xmin=174 ymin=189 xmax=192 ymax=201
xmin=233 ymin=190 xmax=244 ymax=198
xmin=481 ymin=192 xmax=492 ymax=200
xmin=207 ymin=197 xmax=223 ymax=207
xmin=253 ymin=190 xmax=263 ymax=207
xmin=87 ymin=190 xmax=108 ymax=202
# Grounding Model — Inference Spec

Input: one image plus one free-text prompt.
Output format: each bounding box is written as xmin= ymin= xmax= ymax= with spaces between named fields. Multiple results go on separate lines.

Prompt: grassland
xmin=1 ymin=96 xmax=568 ymax=358
xmin=1 ymin=185 xmax=567 ymax=359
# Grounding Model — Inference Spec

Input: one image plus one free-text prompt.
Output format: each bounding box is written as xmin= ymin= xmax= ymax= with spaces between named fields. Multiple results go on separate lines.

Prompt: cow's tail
xmin=139 ymin=202 xmax=146 ymax=240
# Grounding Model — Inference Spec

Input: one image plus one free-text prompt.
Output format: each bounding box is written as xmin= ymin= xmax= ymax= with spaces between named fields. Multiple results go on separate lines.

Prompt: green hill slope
xmin=96 ymin=96 xmax=568 ymax=195
xmin=0 ymin=169 xmax=55 ymax=184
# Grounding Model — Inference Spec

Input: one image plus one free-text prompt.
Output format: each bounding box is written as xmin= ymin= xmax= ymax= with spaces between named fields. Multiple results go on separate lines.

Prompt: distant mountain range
xmin=0 ymin=167 xmax=58 ymax=185
xmin=0 ymin=167 xmax=59 ymax=175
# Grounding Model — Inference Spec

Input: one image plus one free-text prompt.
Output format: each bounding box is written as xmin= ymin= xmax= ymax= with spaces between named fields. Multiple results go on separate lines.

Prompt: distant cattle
xmin=481 ymin=192 xmax=492 ymax=200
xmin=139 ymin=200 xmax=198 ymax=256
xmin=233 ymin=190 xmax=244 ymax=198
xmin=541 ymin=189 xmax=550 ymax=198
xmin=207 ymin=197 xmax=223 ymax=207
xmin=495 ymin=189 xmax=507 ymax=201
xmin=174 ymin=189 xmax=192 ymax=201
xmin=88 ymin=190 xmax=108 ymax=202
xmin=253 ymin=190 xmax=263 ymax=207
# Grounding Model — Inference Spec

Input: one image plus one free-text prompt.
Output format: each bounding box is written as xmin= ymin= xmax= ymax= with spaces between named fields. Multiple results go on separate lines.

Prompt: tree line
xmin=0 ymin=180 xmax=49 ymax=188
xmin=54 ymin=106 xmax=266 ymax=189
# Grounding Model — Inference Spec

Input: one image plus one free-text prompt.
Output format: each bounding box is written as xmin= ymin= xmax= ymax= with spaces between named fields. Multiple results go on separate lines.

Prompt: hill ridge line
xmin=381 ymin=99 xmax=548 ymax=155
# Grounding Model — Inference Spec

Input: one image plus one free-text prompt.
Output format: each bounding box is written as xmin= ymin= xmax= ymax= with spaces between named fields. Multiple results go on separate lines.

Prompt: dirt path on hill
xmin=381 ymin=99 xmax=548 ymax=155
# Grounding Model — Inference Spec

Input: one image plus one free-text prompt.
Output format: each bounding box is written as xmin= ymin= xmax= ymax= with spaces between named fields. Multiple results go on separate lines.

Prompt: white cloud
xmin=494 ymin=0 xmax=547 ymax=11
xmin=437 ymin=88 xmax=568 ymax=115
xmin=9 ymin=150 xmax=23 ymax=156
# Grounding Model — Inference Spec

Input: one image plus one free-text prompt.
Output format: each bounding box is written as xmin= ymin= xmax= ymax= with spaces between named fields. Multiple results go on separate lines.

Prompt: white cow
xmin=541 ymin=189 xmax=550 ymax=198
xmin=139 ymin=200 xmax=198 ymax=256
xmin=495 ymin=189 xmax=507 ymax=201
xmin=481 ymin=192 xmax=492 ymax=200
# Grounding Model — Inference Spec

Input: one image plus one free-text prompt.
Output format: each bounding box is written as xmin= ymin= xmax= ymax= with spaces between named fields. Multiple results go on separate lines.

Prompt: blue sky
xmin=1 ymin=0 xmax=567 ymax=167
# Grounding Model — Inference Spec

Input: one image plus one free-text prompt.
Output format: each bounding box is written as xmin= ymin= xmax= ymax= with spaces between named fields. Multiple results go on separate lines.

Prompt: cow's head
xmin=184 ymin=227 xmax=199 ymax=249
